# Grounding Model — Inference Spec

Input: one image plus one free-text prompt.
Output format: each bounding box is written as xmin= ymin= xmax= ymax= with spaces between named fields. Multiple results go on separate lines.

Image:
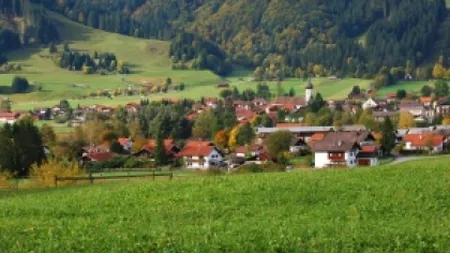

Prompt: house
xmin=290 ymin=138 xmax=308 ymax=153
xmin=256 ymin=126 xmax=334 ymax=143
xmin=235 ymin=144 xmax=264 ymax=158
xmin=311 ymin=133 xmax=361 ymax=168
xmin=373 ymin=111 xmax=399 ymax=122
xmin=399 ymin=100 xmax=425 ymax=121
xmin=178 ymin=141 xmax=223 ymax=169
xmin=216 ymin=81 xmax=230 ymax=89
xmin=252 ymin=98 xmax=268 ymax=107
xmin=204 ymin=98 xmax=218 ymax=108
xmin=435 ymin=98 xmax=450 ymax=116
xmin=118 ymin=138 xmax=133 ymax=151
xmin=0 ymin=112 xmax=21 ymax=124
xmin=81 ymin=152 xmax=115 ymax=163
xmin=403 ymin=133 xmax=445 ymax=153
xmin=270 ymin=96 xmax=307 ymax=112
xmin=357 ymin=145 xmax=380 ymax=166
xmin=125 ymin=103 xmax=140 ymax=113
xmin=82 ymin=144 xmax=110 ymax=154
xmin=362 ymin=98 xmax=388 ymax=110
xmin=235 ymin=108 xmax=257 ymax=123
xmin=311 ymin=131 xmax=377 ymax=168
xmin=143 ymin=139 xmax=180 ymax=156
xmin=419 ymin=97 xmax=433 ymax=107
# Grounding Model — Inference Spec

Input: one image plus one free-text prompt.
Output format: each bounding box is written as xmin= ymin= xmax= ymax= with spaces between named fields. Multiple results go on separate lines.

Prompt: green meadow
xmin=1 ymin=158 xmax=449 ymax=252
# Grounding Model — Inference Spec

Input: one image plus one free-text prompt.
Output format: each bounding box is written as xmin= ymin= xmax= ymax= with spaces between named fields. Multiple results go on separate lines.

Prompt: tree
xmin=396 ymin=89 xmax=407 ymax=100
xmin=0 ymin=97 xmax=11 ymax=112
xmin=358 ymin=109 xmax=377 ymax=130
xmin=350 ymin=85 xmax=361 ymax=96
xmin=432 ymin=63 xmax=446 ymax=79
xmin=442 ymin=117 xmax=450 ymax=125
xmin=154 ymin=129 xmax=167 ymax=166
xmin=11 ymin=76 xmax=29 ymax=93
xmin=110 ymin=141 xmax=124 ymax=154
xmin=179 ymin=82 xmax=185 ymax=91
xmin=380 ymin=117 xmax=396 ymax=156
xmin=59 ymin=99 xmax=71 ymax=111
xmin=192 ymin=110 xmax=214 ymax=139
xmin=265 ymin=131 xmax=292 ymax=157
xmin=288 ymin=88 xmax=296 ymax=97
xmin=220 ymin=89 xmax=232 ymax=99
xmin=398 ymin=111 xmax=415 ymax=129
xmin=228 ymin=126 xmax=239 ymax=148
xmin=214 ymin=130 xmax=229 ymax=150
xmin=304 ymin=112 xmax=317 ymax=126
xmin=236 ymin=122 xmax=254 ymax=146
xmin=420 ymin=85 xmax=432 ymax=97
xmin=0 ymin=117 xmax=45 ymax=176
xmin=49 ymin=42 xmax=57 ymax=54
xmin=40 ymin=124 xmax=56 ymax=146
xmin=435 ymin=80 xmax=449 ymax=97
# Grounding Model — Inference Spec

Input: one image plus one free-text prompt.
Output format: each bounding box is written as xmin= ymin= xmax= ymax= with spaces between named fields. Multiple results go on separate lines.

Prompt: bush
xmin=0 ymin=171 xmax=14 ymax=190
xmin=124 ymin=157 xmax=144 ymax=169
xmin=197 ymin=167 xmax=225 ymax=176
xmin=234 ymin=163 xmax=264 ymax=174
xmin=30 ymin=160 xmax=84 ymax=188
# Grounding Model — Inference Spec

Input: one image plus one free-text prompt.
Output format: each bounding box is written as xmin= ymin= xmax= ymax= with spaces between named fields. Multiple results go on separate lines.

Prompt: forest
xmin=0 ymin=0 xmax=59 ymax=61
xmin=25 ymin=0 xmax=450 ymax=78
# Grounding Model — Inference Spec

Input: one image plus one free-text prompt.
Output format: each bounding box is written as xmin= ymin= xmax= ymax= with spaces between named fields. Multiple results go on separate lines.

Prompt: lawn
xmin=375 ymin=80 xmax=433 ymax=97
xmin=1 ymin=158 xmax=449 ymax=252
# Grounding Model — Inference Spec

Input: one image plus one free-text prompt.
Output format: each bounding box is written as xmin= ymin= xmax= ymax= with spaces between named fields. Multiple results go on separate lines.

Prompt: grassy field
xmin=375 ymin=80 xmax=433 ymax=97
xmin=1 ymin=158 xmax=449 ymax=252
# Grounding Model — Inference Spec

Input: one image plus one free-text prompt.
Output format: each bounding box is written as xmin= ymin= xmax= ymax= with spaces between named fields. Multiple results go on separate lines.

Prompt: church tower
xmin=305 ymin=79 xmax=314 ymax=104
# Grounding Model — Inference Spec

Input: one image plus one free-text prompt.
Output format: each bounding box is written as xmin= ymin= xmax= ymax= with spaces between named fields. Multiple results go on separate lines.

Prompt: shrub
xmin=124 ymin=157 xmax=143 ymax=169
xmin=0 ymin=171 xmax=14 ymax=190
xmin=30 ymin=160 xmax=84 ymax=188
xmin=234 ymin=163 xmax=263 ymax=174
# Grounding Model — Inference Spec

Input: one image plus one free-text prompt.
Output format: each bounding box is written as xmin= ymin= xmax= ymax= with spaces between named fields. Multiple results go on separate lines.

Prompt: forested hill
xmin=0 ymin=0 xmax=58 ymax=54
xmin=6 ymin=0 xmax=450 ymax=77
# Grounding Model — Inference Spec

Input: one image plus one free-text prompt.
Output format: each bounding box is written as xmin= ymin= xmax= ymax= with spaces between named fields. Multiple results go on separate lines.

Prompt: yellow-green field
xmin=1 ymin=158 xmax=449 ymax=252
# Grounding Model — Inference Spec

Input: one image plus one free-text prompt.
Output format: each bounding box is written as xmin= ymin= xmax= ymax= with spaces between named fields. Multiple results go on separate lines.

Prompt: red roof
xmin=0 ymin=112 xmax=20 ymax=120
xmin=144 ymin=139 xmax=175 ymax=152
xmin=361 ymin=145 xmax=378 ymax=153
xmin=178 ymin=141 xmax=215 ymax=156
xmin=86 ymin=152 xmax=115 ymax=161
xmin=235 ymin=108 xmax=256 ymax=122
xmin=118 ymin=138 xmax=131 ymax=146
xmin=403 ymin=134 xmax=445 ymax=147
xmin=310 ymin=133 xmax=325 ymax=142
xmin=235 ymin=144 xmax=263 ymax=154
xmin=419 ymin=97 xmax=433 ymax=103
xmin=125 ymin=102 xmax=140 ymax=109
xmin=258 ymin=151 xmax=274 ymax=161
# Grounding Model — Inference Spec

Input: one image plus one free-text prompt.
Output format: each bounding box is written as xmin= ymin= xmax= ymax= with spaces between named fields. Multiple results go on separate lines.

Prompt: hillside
xmin=37 ymin=0 xmax=450 ymax=78
xmin=1 ymin=10 xmax=220 ymax=106
xmin=1 ymin=158 xmax=450 ymax=252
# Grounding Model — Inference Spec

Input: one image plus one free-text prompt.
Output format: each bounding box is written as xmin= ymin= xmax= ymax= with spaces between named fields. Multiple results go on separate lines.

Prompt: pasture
xmin=0 ymin=158 xmax=449 ymax=252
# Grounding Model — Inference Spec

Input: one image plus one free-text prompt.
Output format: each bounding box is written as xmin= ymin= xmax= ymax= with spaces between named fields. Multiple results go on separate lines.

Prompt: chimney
xmin=337 ymin=140 xmax=343 ymax=146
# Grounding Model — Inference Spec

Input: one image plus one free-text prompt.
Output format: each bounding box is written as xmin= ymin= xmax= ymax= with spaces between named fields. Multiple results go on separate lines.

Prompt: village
xmin=1 ymin=80 xmax=450 ymax=171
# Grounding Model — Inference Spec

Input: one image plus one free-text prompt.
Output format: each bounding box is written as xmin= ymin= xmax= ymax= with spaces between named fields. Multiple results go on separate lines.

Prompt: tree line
xmin=50 ymin=43 xmax=129 ymax=74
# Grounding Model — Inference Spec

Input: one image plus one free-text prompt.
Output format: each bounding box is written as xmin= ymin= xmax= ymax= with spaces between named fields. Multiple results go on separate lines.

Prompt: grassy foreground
xmin=1 ymin=158 xmax=450 ymax=252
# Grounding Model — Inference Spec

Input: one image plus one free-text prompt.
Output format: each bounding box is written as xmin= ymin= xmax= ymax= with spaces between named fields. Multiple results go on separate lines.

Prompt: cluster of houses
xmin=2 ymin=80 xmax=450 ymax=170
xmin=79 ymin=122 xmax=450 ymax=170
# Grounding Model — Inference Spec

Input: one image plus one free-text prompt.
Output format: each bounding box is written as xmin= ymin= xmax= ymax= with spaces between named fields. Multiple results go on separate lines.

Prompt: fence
xmin=54 ymin=171 xmax=173 ymax=187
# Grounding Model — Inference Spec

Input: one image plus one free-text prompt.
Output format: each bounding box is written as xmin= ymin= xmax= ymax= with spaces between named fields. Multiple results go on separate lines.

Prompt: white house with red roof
xmin=178 ymin=141 xmax=223 ymax=169
xmin=117 ymin=138 xmax=133 ymax=151
xmin=0 ymin=112 xmax=21 ymax=124
xmin=403 ymin=133 xmax=445 ymax=152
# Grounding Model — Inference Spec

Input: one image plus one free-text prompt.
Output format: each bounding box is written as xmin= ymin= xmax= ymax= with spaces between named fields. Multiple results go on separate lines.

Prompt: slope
xmin=1 ymin=10 xmax=220 ymax=106
xmin=0 ymin=158 xmax=449 ymax=252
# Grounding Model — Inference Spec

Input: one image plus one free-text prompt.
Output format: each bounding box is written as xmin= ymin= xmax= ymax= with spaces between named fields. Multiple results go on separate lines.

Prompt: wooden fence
xmin=54 ymin=171 xmax=173 ymax=187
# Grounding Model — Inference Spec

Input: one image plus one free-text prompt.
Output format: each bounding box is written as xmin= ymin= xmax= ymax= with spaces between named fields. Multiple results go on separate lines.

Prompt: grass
xmin=1 ymin=158 xmax=449 ymax=252
xmin=375 ymin=80 xmax=433 ymax=97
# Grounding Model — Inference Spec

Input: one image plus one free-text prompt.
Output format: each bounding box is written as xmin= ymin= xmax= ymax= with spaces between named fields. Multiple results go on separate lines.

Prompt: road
xmin=390 ymin=155 xmax=450 ymax=165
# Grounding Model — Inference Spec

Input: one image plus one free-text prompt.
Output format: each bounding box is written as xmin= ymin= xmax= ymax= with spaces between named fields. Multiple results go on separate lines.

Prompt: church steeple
xmin=305 ymin=79 xmax=314 ymax=103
